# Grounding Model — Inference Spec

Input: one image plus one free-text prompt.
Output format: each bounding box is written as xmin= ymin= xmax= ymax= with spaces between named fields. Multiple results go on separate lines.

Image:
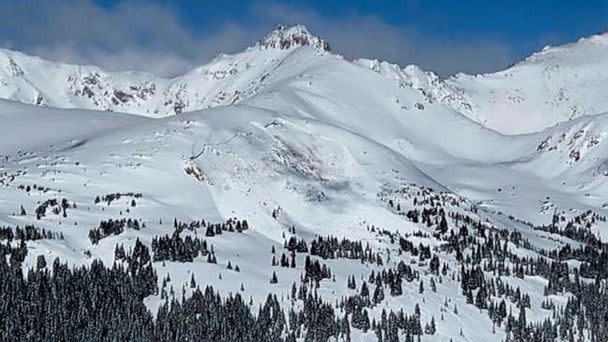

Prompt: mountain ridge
xmin=0 ymin=25 xmax=334 ymax=117
xmin=3 ymin=24 xmax=608 ymax=135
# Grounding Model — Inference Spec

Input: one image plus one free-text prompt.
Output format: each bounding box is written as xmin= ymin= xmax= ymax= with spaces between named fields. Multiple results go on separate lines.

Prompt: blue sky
xmin=2 ymin=0 xmax=608 ymax=76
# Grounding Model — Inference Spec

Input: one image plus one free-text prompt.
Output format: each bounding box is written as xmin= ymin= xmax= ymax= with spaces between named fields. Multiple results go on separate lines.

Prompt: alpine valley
xmin=2 ymin=25 xmax=608 ymax=341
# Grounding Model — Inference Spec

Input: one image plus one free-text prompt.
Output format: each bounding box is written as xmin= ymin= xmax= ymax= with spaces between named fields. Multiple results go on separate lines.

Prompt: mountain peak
xmin=255 ymin=24 xmax=331 ymax=52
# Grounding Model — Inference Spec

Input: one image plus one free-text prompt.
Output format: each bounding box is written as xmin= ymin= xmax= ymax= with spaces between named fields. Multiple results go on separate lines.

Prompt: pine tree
xmin=373 ymin=283 xmax=385 ymax=304
xmin=270 ymin=271 xmax=278 ymax=284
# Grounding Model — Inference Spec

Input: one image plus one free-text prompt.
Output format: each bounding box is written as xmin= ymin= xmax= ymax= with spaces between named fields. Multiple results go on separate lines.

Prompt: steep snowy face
xmin=0 ymin=48 xmax=164 ymax=111
xmin=442 ymin=32 xmax=608 ymax=134
xmin=356 ymin=33 xmax=608 ymax=135
xmin=523 ymin=113 xmax=608 ymax=184
xmin=0 ymin=46 xmax=293 ymax=116
xmin=354 ymin=59 xmax=472 ymax=113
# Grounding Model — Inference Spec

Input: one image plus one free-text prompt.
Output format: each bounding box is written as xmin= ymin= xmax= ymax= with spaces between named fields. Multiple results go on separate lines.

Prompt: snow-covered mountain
xmin=356 ymin=32 xmax=608 ymax=134
xmin=2 ymin=25 xmax=608 ymax=341
xmin=4 ymin=24 xmax=608 ymax=135
xmin=0 ymin=25 xmax=333 ymax=116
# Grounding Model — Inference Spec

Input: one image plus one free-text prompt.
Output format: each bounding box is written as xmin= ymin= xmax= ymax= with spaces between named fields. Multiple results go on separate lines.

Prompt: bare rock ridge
xmin=255 ymin=24 xmax=332 ymax=52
